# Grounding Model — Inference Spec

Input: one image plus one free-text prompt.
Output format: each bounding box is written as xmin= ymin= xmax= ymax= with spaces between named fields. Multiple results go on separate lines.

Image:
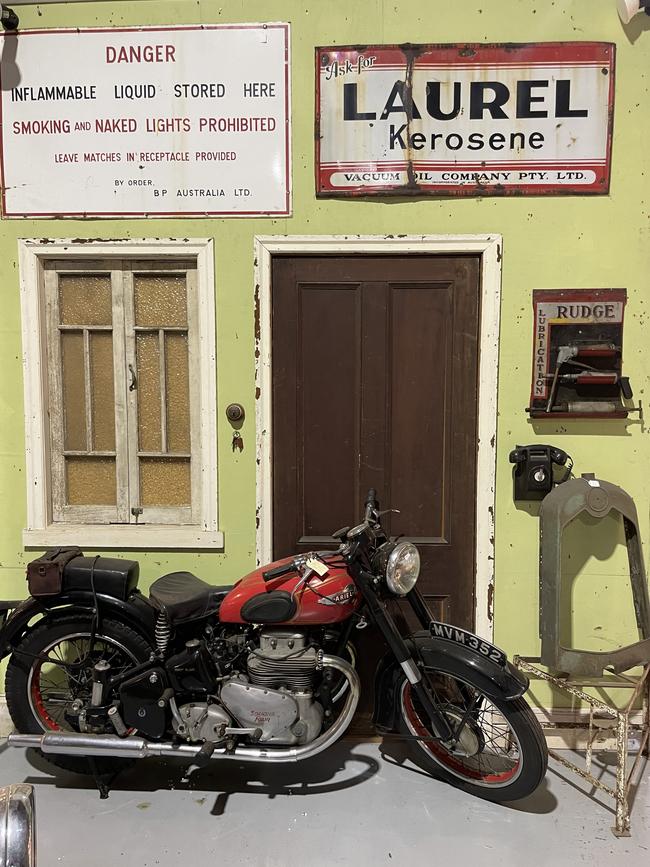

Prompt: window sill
xmin=23 ymin=525 xmax=224 ymax=551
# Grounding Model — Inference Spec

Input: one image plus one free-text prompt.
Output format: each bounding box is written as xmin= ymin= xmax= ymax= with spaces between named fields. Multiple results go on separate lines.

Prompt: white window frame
xmin=19 ymin=238 xmax=222 ymax=550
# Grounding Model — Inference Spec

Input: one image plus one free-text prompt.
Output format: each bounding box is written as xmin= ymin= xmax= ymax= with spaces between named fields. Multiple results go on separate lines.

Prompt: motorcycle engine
xmin=220 ymin=629 xmax=323 ymax=745
xmin=172 ymin=702 xmax=232 ymax=743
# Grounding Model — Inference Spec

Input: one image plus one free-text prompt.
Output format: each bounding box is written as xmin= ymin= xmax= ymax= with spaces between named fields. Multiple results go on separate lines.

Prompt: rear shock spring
xmin=155 ymin=611 xmax=171 ymax=654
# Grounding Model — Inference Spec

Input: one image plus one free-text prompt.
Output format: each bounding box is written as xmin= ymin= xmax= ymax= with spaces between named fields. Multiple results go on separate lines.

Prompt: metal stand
xmin=514 ymin=656 xmax=650 ymax=837
xmin=87 ymin=758 xmax=118 ymax=800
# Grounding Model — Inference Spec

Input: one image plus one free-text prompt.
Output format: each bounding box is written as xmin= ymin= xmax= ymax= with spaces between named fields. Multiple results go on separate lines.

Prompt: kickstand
xmin=87 ymin=758 xmax=118 ymax=799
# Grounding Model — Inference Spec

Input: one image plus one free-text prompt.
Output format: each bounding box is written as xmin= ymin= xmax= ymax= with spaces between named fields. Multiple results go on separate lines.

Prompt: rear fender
xmin=373 ymin=630 xmax=529 ymax=732
xmin=0 ymin=591 xmax=157 ymax=658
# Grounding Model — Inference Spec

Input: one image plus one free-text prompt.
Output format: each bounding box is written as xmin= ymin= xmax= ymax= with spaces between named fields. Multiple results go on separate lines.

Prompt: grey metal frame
xmin=539 ymin=476 xmax=650 ymax=676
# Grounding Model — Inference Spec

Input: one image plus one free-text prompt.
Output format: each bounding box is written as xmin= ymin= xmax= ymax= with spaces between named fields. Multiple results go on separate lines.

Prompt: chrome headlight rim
xmin=385 ymin=541 xmax=420 ymax=596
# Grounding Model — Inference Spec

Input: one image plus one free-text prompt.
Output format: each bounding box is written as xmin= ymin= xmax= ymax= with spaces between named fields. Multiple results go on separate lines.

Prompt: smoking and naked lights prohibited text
xmin=0 ymin=24 xmax=291 ymax=217
xmin=316 ymin=42 xmax=615 ymax=197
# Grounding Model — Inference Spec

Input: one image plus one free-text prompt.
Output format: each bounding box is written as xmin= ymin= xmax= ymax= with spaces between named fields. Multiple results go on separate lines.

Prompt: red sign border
xmin=0 ymin=23 xmax=292 ymax=219
xmin=315 ymin=42 xmax=615 ymax=198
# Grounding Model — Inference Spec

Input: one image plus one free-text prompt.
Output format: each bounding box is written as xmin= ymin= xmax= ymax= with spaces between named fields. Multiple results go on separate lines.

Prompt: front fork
xmin=351 ymin=568 xmax=454 ymax=743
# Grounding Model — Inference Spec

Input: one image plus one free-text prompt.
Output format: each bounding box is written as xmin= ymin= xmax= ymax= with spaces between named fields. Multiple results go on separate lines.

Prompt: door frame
xmin=253 ymin=235 xmax=502 ymax=641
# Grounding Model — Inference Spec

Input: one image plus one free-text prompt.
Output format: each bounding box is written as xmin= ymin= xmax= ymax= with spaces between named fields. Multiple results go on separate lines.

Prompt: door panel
xmin=271 ymin=255 xmax=480 ymax=629
xmin=300 ymin=285 xmax=361 ymax=545
xmin=388 ymin=282 xmax=451 ymax=543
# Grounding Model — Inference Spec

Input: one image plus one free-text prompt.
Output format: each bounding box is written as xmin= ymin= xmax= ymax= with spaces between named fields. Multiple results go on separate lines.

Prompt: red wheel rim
xmin=30 ymin=660 xmax=60 ymax=730
xmin=402 ymin=682 xmax=521 ymax=785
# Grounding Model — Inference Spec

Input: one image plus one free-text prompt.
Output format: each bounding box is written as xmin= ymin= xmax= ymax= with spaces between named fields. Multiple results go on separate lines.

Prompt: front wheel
xmin=399 ymin=670 xmax=547 ymax=802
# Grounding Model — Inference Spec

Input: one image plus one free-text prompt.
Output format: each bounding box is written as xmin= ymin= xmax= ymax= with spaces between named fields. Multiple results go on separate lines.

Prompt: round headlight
xmin=385 ymin=542 xmax=420 ymax=596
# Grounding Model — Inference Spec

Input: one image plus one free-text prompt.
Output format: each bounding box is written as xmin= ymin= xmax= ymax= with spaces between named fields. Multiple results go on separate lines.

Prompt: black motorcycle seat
xmin=149 ymin=572 xmax=232 ymax=623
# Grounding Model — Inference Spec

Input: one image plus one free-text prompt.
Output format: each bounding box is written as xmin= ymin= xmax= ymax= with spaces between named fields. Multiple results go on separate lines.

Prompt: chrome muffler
xmin=8 ymin=654 xmax=359 ymax=764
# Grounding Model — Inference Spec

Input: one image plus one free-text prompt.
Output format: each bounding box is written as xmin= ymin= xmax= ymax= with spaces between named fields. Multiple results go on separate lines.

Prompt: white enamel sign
xmin=316 ymin=43 xmax=614 ymax=197
xmin=0 ymin=24 xmax=291 ymax=217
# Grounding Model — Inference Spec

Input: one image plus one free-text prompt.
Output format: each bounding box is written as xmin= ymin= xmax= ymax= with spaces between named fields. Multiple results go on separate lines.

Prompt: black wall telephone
xmin=508 ymin=444 xmax=572 ymax=501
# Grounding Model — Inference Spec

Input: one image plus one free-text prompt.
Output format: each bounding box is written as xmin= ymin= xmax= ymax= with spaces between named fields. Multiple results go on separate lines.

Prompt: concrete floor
xmin=0 ymin=739 xmax=648 ymax=867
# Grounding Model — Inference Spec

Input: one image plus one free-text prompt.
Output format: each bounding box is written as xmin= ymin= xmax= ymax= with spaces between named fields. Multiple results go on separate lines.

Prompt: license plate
xmin=429 ymin=621 xmax=507 ymax=667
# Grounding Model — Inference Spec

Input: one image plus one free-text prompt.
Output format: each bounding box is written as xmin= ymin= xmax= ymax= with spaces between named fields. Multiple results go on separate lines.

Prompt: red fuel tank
xmin=219 ymin=557 xmax=362 ymax=625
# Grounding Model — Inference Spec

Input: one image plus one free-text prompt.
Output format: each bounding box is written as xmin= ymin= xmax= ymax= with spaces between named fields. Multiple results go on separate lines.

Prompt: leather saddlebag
xmin=26 ymin=547 xmax=83 ymax=597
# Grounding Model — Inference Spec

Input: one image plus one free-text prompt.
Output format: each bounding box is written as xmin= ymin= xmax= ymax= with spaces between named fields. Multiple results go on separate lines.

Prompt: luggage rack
xmin=514 ymin=656 xmax=650 ymax=838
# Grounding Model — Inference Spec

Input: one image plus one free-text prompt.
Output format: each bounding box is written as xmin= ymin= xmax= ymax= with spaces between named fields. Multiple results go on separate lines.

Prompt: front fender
xmin=410 ymin=630 xmax=528 ymax=699
xmin=0 ymin=591 xmax=157 ymax=657
xmin=373 ymin=630 xmax=528 ymax=732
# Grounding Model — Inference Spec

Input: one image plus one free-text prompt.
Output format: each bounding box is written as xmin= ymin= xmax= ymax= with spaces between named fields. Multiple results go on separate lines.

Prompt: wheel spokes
xmin=31 ymin=632 xmax=136 ymax=732
xmin=406 ymin=673 xmax=522 ymax=786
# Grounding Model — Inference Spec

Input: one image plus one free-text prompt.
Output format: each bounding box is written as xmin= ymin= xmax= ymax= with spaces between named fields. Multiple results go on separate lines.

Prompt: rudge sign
xmin=0 ymin=24 xmax=290 ymax=217
xmin=316 ymin=43 xmax=614 ymax=197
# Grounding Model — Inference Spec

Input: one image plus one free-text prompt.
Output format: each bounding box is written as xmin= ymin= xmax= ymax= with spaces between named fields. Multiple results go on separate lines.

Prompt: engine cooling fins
xmin=247 ymin=647 xmax=318 ymax=690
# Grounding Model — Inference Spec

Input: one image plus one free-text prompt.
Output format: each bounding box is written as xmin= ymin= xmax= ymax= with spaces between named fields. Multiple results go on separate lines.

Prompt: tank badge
xmin=317 ymin=584 xmax=357 ymax=606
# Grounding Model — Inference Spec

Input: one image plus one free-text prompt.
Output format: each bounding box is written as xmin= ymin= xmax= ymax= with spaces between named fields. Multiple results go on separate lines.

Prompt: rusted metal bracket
xmin=539 ymin=476 xmax=650 ymax=676
xmin=514 ymin=656 xmax=650 ymax=837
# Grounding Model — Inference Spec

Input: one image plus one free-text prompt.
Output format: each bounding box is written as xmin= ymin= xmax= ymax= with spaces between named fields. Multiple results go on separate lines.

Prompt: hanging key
xmin=232 ymin=431 xmax=243 ymax=452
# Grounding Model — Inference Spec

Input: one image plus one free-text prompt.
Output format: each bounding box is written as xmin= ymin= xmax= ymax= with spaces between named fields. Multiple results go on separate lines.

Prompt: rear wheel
xmin=6 ymin=615 xmax=152 ymax=775
xmin=399 ymin=670 xmax=547 ymax=802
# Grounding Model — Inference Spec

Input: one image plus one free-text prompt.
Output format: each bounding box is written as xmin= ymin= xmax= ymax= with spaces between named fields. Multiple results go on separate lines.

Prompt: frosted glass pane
xmin=61 ymin=331 xmax=86 ymax=451
xmin=134 ymin=275 xmax=187 ymax=327
xmin=165 ymin=332 xmax=190 ymax=452
xmin=136 ymin=332 xmax=161 ymax=452
xmin=59 ymin=275 xmax=112 ymax=326
xmin=90 ymin=332 xmax=115 ymax=451
xmin=66 ymin=457 xmax=116 ymax=505
xmin=140 ymin=458 xmax=190 ymax=506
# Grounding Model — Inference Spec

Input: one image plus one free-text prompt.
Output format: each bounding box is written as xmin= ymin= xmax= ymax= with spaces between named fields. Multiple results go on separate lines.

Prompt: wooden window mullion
xmin=159 ymin=328 xmax=168 ymax=454
xmin=186 ymin=267 xmax=202 ymax=526
xmin=122 ymin=265 xmax=140 ymax=523
xmin=112 ymin=263 xmax=131 ymax=524
xmin=44 ymin=268 xmax=66 ymax=522
xmin=82 ymin=328 xmax=92 ymax=452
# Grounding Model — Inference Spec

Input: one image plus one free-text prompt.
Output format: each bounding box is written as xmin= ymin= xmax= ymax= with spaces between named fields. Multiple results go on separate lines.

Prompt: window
xmin=20 ymin=240 xmax=221 ymax=549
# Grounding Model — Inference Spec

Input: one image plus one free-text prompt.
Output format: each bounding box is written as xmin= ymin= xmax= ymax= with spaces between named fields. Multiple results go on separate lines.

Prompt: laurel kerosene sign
xmin=316 ymin=42 xmax=614 ymax=197
xmin=0 ymin=24 xmax=290 ymax=217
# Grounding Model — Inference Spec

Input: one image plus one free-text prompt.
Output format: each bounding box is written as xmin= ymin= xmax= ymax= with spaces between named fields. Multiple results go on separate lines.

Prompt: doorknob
xmin=225 ymin=403 xmax=245 ymax=423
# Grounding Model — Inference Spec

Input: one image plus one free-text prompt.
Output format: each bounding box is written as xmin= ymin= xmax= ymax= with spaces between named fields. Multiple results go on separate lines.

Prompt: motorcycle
xmin=0 ymin=490 xmax=547 ymax=802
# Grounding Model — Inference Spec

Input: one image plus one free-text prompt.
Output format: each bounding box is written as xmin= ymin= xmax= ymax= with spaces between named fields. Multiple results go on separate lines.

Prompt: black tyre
xmin=399 ymin=669 xmax=547 ymax=802
xmin=6 ymin=614 xmax=152 ymax=775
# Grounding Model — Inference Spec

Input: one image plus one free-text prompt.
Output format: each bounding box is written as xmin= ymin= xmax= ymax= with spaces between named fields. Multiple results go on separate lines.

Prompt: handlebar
xmin=262 ymin=561 xmax=295 ymax=582
xmin=364 ymin=488 xmax=379 ymax=522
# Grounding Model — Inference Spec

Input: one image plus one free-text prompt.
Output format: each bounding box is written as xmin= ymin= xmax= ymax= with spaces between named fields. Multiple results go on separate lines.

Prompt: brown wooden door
xmin=271 ymin=255 xmax=480 ymax=629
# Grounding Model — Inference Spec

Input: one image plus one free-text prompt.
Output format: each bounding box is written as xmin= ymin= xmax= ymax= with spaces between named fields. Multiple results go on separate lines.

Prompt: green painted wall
xmin=1 ymin=0 xmax=649 ymax=709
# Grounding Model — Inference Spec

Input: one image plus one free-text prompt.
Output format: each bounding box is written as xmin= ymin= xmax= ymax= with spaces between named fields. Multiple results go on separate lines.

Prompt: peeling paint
xmin=69 ymin=238 xmax=132 ymax=244
xmin=254 ymin=284 xmax=261 ymax=343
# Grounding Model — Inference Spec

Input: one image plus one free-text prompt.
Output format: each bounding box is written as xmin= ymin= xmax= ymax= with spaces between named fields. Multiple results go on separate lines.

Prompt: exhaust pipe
xmin=8 ymin=654 xmax=360 ymax=764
